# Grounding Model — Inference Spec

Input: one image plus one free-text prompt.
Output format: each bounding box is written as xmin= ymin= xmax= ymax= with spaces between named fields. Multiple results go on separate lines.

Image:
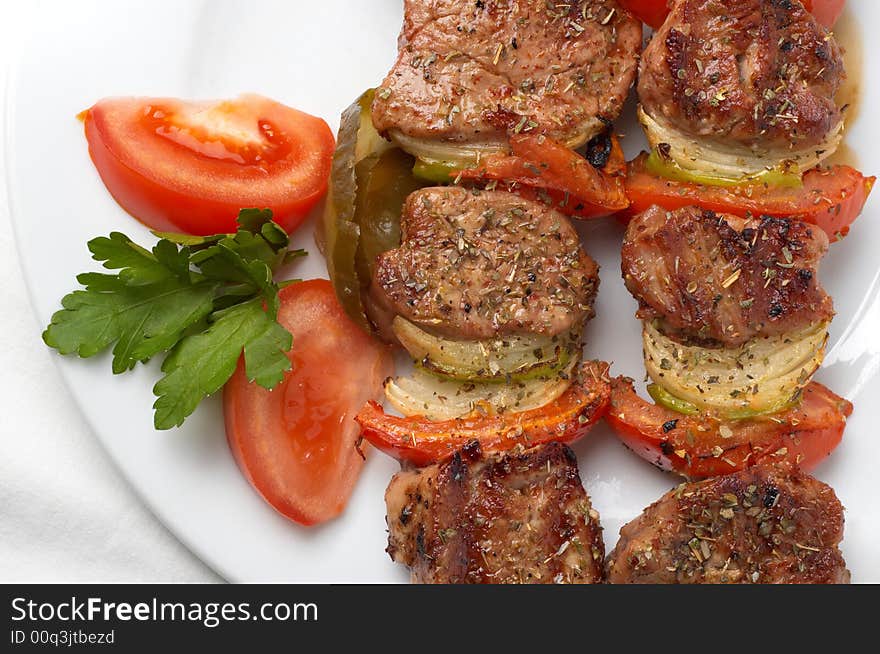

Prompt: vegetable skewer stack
xmin=604 ymin=0 xmax=861 ymax=478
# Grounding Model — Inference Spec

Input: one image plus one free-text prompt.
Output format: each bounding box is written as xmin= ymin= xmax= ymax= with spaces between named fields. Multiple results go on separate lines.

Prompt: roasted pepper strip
xmin=322 ymin=90 xmax=425 ymax=331
xmin=353 ymin=148 xmax=423 ymax=288
xmin=624 ymin=152 xmax=875 ymax=241
xmin=412 ymin=158 xmax=462 ymax=184
xmin=457 ymin=134 xmax=629 ymax=219
xmin=606 ymin=374 xmax=853 ymax=480
xmin=356 ymin=361 xmax=612 ymax=466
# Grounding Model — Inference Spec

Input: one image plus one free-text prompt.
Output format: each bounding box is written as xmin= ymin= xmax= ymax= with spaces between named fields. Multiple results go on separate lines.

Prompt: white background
xmin=0 ymin=1 xmax=217 ymax=583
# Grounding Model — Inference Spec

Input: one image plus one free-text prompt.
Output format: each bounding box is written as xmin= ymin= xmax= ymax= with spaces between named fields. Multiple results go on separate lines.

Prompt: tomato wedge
xmin=356 ymin=361 xmax=611 ymax=467
xmin=623 ymin=153 xmax=875 ymax=241
xmin=606 ymin=374 xmax=853 ymax=480
xmin=619 ymin=0 xmax=845 ymax=29
xmin=457 ymin=134 xmax=629 ymax=219
xmin=84 ymin=95 xmax=335 ymax=235
xmin=224 ymin=280 xmax=393 ymax=526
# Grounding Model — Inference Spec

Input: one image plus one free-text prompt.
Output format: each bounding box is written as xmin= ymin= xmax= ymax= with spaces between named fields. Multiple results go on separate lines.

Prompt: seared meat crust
xmin=622 ymin=205 xmax=833 ymax=347
xmin=606 ymin=464 xmax=849 ymax=584
xmin=639 ymin=0 xmax=844 ymax=154
xmin=386 ymin=441 xmax=605 ymax=584
xmin=372 ymin=0 xmax=641 ymax=151
xmin=372 ymin=186 xmax=599 ymax=340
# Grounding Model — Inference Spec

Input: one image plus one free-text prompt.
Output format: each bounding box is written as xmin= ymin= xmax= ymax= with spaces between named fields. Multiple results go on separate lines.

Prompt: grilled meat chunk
xmin=371 ymin=186 xmax=599 ymax=341
xmin=638 ymin=0 xmax=845 ymax=173
xmin=386 ymin=441 xmax=605 ymax=584
xmin=372 ymin=0 xmax=641 ymax=156
xmin=607 ymin=464 xmax=849 ymax=584
xmin=622 ymin=205 xmax=833 ymax=347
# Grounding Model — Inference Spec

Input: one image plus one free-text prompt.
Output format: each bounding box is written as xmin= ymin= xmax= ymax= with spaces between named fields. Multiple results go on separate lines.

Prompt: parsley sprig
xmin=43 ymin=210 xmax=305 ymax=430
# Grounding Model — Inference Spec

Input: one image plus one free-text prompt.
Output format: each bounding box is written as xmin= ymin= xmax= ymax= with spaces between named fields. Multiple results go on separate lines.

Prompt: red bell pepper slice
xmin=457 ymin=134 xmax=630 ymax=219
xmin=605 ymin=374 xmax=853 ymax=480
xmin=356 ymin=361 xmax=612 ymax=466
xmin=623 ymin=152 xmax=874 ymax=241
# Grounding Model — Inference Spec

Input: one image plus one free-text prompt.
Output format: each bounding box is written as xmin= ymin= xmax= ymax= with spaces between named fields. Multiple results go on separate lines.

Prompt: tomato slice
xmin=84 ymin=95 xmax=335 ymax=235
xmin=356 ymin=361 xmax=611 ymax=467
xmin=619 ymin=0 xmax=845 ymax=29
xmin=458 ymin=134 xmax=629 ymax=219
xmin=623 ymin=153 xmax=874 ymax=241
xmin=224 ymin=280 xmax=393 ymax=526
xmin=606 ymin=374 xmax=853 ymax=479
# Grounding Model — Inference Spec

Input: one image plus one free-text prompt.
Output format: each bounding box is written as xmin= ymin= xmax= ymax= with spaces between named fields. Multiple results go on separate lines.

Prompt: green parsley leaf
xmin=43 ymin=235 xmax=218 ymax=373
xmin=43 ymin=210 xmax=303 ymax=430
xmin=152 ymin=299 xmax=292 ymax=430
xmin=156 ymin=207 xmax=296 ymax=271
xmin=90 ymin=232 xmax=191 ymax=286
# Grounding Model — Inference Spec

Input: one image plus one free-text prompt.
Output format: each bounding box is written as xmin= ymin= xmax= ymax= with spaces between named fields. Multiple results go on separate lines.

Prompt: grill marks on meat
xmin=372 ymin=187 xmax=599 ymax=340
xmin=372 ymin=0 xmax=641 ymax=149
xmin=386 ymin=441 xmax=605 ymax=584
xmin=606 ymin=464 xmax=849 ymax=584
xmin=639 ymin=0 xmax=844 ymax=152
xmin=622 ymin=205 xmax=833 ymax=347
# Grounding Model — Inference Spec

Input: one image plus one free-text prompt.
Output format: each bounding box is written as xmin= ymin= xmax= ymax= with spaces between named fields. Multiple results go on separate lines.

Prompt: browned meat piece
xmin=638 ymin=0 xmax=845 ymax=172
xmin=371 ymin=186 xmax=599 ymax=340
xmin=606 ymin=464 xmax=849 ymax=584
xmin=621 ymin=205 xmax=833 ymax=347
xmin=386 ymin=441 xmax=605 ymax=584
xmin=372 ymin=0 xmax=641 ymax=155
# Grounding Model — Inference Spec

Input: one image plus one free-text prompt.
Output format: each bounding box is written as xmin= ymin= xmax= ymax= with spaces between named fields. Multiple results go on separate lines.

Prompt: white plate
xmin=6 ymin=0 xmax=880 ymax=583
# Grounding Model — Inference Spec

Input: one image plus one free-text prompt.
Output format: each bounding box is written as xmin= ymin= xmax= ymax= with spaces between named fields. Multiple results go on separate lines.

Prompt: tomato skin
xmin=356 ymin=361 xmax=611 ymax=467
xmin=458 ymin=134 xmax=629 ymax=219
xmin=606 ymin=375 xmax=853 ymax=479
xmin=620 ymin=0 xmax=844 ymax=29
xmin=623 ymin=153 xmax=874 ymax=241
xmin=618 ymin=0 xmax=671 ymax=29
xmin=224 ymin=280 xmax=393 ymax=526
xmin=84 ymin=95 xmax=335 ymax=235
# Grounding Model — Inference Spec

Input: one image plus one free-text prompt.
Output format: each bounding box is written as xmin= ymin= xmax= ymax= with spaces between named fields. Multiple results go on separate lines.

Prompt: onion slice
xmin=638 ymin=105 xmax=844 ymax=180
xmin=387 ymin=130 xmax=504 ymax=168
xmin=388 ymin=124 xmax=598 ymax=169
xmin=385 ymin=359 xmax=578 ymax=421
xmin=392 ymin=317 xmax=579 ymax=383
xmin=643 ymin=320 xmax=829 ymax=418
